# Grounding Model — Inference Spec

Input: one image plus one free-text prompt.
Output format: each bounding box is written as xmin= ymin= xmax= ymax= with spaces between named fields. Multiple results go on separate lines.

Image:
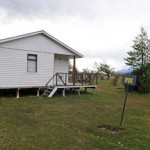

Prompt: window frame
xmin=27 ymin=54 xmax=37 ymax=73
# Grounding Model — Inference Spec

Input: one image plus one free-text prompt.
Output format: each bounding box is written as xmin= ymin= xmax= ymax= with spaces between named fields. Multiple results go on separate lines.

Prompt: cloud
xmin=0 ymin=0 xmax=150 ymax=71
xmin=1 ymin=0 xmax=150 ymax=22
xmin=0 ymin=0 xmax=98 ymax=21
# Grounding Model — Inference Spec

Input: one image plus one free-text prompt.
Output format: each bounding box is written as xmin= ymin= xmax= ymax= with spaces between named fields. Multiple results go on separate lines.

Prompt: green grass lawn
xmin=0 ymin=80 xmax=150 ymax=150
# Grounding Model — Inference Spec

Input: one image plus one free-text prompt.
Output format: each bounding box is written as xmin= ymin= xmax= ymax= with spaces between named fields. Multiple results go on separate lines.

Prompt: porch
xmin=42 ymin=72 xmax=98 ymax=97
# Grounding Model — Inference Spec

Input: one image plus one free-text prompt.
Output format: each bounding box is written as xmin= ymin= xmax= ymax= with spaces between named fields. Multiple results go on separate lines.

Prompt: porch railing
xmin=45 ymin=72 xmax=98 ymax=87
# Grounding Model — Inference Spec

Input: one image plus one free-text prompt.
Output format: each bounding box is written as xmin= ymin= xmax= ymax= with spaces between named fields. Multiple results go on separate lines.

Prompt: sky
xmin=0 ymin=0 xmax=150 ymax=71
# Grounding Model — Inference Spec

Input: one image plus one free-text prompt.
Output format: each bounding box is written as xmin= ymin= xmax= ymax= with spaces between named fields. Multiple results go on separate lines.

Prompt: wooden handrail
xmin=57 ymin=73 xmax=66 ymax=85
xmin=45 ymin=72 xmax=98 ymax=87
xmin=46 ymin=73 xmax=57 ymax=87
xmin=90 ymin=73 xmax=98 ymax=84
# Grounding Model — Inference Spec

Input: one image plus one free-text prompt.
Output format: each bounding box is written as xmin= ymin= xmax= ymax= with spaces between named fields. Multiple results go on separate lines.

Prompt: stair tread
xmin=47 ymin=87 xmax=53 ymax=89
xmin=47 ymin=89 xmax=52 ymax=91
xmin=42 ymin=86 xmax=56 ymax=97
xmin=45 ymin=92 xmax=51 ymax=94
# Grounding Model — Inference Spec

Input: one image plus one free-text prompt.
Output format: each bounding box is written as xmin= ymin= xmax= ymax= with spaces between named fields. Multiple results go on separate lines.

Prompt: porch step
xmin=42 ymin=86 xmax=58 ymax=97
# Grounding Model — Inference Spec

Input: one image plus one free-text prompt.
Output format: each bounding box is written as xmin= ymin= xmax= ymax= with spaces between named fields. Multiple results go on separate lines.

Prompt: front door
xmin=54 ymin=54 xmax=69 ymax=85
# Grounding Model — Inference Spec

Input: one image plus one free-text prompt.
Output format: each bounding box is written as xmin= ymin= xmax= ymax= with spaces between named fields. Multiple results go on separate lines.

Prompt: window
xmin=27 ymin=54 xmax=37 ymax=72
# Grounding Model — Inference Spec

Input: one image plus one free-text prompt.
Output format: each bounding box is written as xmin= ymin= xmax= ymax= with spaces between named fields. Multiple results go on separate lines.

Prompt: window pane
xmin=27 ymin=60 xmax=37 ymax=72
xmin=28 ymin=55 xmax=37 ymax=60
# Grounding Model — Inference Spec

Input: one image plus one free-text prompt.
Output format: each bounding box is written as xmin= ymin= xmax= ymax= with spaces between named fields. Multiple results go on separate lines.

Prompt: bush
xmin=131 ymin=64 xmax=150 ymax=93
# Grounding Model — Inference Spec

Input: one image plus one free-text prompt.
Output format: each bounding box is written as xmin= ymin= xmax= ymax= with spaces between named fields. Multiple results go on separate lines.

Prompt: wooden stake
xmin=85 ymin=87 xmax=87 ymax=92
xmin=16 ymin=88 xmax=20 ymax=99
xmin=93 ymin=88 xmax=96 ymax=94
xmin=78 ymin=88 xmax=80 ymax=96
xmin=62 ymin=88 xmax=65 ymax=97
xmin=37 ymin=88 xmax=40 ymax=96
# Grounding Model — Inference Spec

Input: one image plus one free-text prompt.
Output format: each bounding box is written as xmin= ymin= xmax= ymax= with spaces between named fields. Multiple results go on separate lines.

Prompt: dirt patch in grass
xmin=97 ymin=124 xmax=124 ymax=134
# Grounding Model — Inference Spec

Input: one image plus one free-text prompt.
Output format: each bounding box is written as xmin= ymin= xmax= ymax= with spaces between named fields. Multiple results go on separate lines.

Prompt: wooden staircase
xmin=42 ymin=86 xmax=58 ymax=97
xmin=42 ymin=73 xmax=67 ymax=97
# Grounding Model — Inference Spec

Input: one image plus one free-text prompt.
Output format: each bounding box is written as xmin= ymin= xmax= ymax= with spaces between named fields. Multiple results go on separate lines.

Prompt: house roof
xmin=0 ymin=30 xmax=83 ymax=58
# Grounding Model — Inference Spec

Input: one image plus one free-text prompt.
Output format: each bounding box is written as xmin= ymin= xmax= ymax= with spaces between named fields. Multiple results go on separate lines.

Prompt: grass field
xmin=0 ymin=80 xmax=150 ymax=150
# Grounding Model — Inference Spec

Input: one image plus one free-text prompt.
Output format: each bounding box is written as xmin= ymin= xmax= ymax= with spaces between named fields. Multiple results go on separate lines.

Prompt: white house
xmin=0 ymin=30 xmax=97 ymax=97
xmin=0 ymin=30 xmax=83 ymax=88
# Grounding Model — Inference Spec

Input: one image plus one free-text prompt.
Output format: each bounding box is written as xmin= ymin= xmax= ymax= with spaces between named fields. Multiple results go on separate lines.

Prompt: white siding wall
xmin=0 ymin=34 xmax=74 ymax=56
xmin=0 ymin=34 xmax=74 ymax=88
xmin=0 ymin=48 xmax=54 ymax=88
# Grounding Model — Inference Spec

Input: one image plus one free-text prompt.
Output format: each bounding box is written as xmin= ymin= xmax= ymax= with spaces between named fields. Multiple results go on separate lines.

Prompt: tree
xmin=125 ymin=27 xmax=150 ymax=71
xmin=124 ymin=27 xmax=150 ymax=92
xmin=131 ymin=64 xmax=150 ymax=92
xmin=82 ymin=68 xmax=95 ymax=74
xmin=94 ymin=61 xmax=114 ymax=79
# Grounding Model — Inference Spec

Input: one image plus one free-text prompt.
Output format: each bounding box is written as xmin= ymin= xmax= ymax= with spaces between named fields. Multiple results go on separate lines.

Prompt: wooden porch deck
xmin=42 ymin=73 xmax=98 ymax=97
xmin=57 ymin=84 xmax=97 ymax=97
